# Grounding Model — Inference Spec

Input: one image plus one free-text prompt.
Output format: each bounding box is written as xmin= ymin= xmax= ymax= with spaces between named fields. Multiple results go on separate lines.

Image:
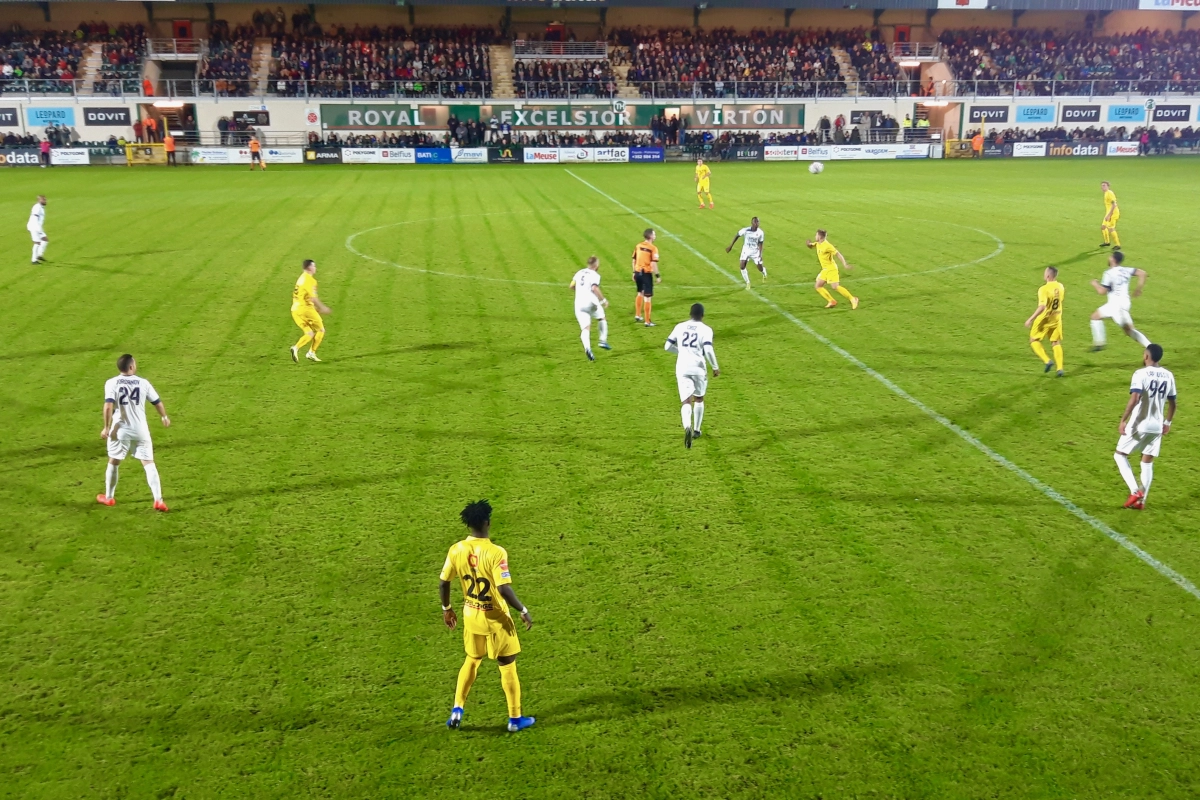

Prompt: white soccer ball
xmin=809 ymin=161 xmax=825 ymax=174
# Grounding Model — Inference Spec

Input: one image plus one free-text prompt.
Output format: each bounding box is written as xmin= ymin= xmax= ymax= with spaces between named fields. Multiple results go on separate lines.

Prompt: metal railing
xmin=4 ymin=77 xmax=1200 ymax=101
xmin=889 ymin=42 xmax=944 ymax=62
xmin=512 ymin=41 xmax=607 ymax=60
xmin=146 ymin=38 xmax=207 ymax=60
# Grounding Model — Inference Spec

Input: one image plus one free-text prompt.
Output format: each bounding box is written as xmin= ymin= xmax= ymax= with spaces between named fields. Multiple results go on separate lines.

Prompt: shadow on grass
xmin=0 ymin=344 xmax=116 ymax=363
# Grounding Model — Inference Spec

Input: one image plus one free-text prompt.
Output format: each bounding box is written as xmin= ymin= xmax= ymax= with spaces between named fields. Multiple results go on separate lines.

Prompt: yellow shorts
xmin=1104 ymin=211 xmax=1120 ymax=228
xmin=463 ymin=612 xmax=521 ymax=660
xmin=817 ymin=268 xmax=841 ymax=284
xmin=1031 ymin=316 xmax=1063 ymax=342
xmin=697 ymin=180 xmax=710 ymax=193
xmin=291 ymin=308 xmax=324 ymax=333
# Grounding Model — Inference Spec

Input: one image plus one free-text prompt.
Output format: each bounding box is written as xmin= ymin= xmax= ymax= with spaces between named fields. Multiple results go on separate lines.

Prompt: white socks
xmin=105 ymin=463 xmax=119 ymax=498
xmin=35 ymin=241 xmax=47 ymax=260
xmin=1114 ymin=453 xmax=1139 ymax=494
xmin=680 ymin=403 xmax=692 ymax=430
xmin=598 ymin=319 xmax=608 ymax=344
xmin=740 ymin=267 xmax=750 ymax=286
xmin=580 ymin=328 xmax=591 ymax=353
xmin=1090 ymin=319 xmax=1105 ymax=346
xmin=144 ymin=462 xmax=163 ymax=502
xmin=1130 ymin=328 xmax=1150 ymax=347
xmin=1140 ymin=461 xmax=1154 ymax=499
xmin=759 ymin=266 xmax=768 ymax=279
xmin=693 ymin=401 xmax=704 ymax=432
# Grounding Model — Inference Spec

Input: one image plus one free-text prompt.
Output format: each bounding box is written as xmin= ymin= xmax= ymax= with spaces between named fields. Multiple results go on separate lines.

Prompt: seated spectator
xmin=0 ymin=27 xmax=84 ymax=93
xmin=513 ymin=59 xmax=614 ymax=98
xmin=199 ymin=21 xmax=255 ymax=97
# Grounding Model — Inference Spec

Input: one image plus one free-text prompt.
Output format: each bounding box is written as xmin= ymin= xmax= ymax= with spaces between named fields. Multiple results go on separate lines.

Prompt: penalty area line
xmin=564 ymin=167 xmax=1200 ymax=603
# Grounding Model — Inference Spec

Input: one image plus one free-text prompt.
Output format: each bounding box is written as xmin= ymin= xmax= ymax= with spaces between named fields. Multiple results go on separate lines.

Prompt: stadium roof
xmin=2 ymin=0 xmax=1180 ymax=9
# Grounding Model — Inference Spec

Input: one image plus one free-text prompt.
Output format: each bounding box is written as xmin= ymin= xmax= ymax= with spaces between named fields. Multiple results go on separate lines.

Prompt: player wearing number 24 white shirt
xmin=97 ymin=353 xmax=171 ymax=512
xmin=725 ymin=217 xmax=767 ymax=288
xmin=27 ymin=194 xmax=47 ymax=264
xmin=665 ymin=303 xmax=719 ymax=449
xmin=1089 ymin=250 xmax=1149 ymax=351
xmin=1114 ymin=343 xmax=1177 ymax=510
xmin=569 ymin=256 xmax=611 ymax=361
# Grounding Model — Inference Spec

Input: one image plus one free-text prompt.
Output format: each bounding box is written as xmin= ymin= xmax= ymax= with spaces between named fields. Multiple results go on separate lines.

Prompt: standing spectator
xmin=39 ymin=137 xmax=51 ymax=168
xmin=133 ymin=117 xmax=144 ymax=143
xmin=218 ymin=116 xmax=229 ymax=145
xmin=819 ymin=115 xmax=831 ymax=142
xmin=1139 ymin=129 xmax=1151 ymax=156
xmin=164 ymin=132 xmax=176 ymax=166
xmin=972 ymin=131 xmax=984 ymax=158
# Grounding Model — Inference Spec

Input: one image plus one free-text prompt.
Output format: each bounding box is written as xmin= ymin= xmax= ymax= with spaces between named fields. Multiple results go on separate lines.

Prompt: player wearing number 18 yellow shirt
xmin=695 ymin=158 xmax=713 ymax=209
xmin=290 ymin=259 xmax=331 ymax=363
xmin=440 ymin=499 xmax=536 ymax=733
xmin=1025 ymin=266 xmax=1065 ymax=377
xmin=1101 ymin=181 xmax=1121 ymax=250
xmin=806 ymin=229 xmax=858 ymax=309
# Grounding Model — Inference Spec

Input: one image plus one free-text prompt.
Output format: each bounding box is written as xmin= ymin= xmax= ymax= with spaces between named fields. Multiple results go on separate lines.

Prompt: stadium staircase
xmin=79 ymin=43 xmax=102 ymax=94
xmin=831 ymin=47 xmax=862 ymax=97
xmin=610 ymin=48 xmax=640 ymax=99
xmin=251 ymin=38 xmax=273 ymax=95
xmin=490 ymin=45 xmax=515 ymax=98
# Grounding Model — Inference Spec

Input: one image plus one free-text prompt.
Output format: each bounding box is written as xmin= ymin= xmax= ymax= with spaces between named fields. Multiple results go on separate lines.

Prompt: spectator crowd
xmin=513 ymin=59 xmax=614 ymax=98
xmin=1 ymin=29 xmax=82 ymax=91
xmin=198 ymin=21 xmax=256 ymax=97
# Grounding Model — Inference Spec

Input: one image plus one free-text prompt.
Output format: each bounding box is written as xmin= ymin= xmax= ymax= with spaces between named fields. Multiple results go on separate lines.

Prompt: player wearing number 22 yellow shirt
xmin=1025 ymin=266 xmax=1065 ymax=377
xmin=694 ymin=158 xmax=713 ymax=209
xmin=290 ymin=259 xmax=331 ymax=363
xmin=440 ymin=499 xmax=536 ymax=733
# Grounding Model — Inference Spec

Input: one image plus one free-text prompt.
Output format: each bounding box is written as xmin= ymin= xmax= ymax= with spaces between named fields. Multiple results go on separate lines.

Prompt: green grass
xmin=3 ymin=158 xmax=1200 ymax=799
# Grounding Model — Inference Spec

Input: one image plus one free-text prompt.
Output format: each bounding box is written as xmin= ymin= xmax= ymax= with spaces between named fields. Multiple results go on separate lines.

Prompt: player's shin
xmin=1030 ymin=340 xmax=1049 ymax=363
xmin=598 ymin=319 xmax=609 ymax=344
xmin=1102 ymin=229 xmax=1111 ymax=244
xmin=1052 ymin=344 xmax=1064 ymax=372
xmin=1140 ymin=460 xmax=1154 ymax=498
xmin=105 ymin=463 xmax=119 ymax=498
xmin=740 ymin=267 xmax=750 ymax=285
xmin=681 ymin=403 xmax=692 ymax=430
xmin=1114 ymin=453 xmax=1140 ymax=494
xmin=643 ymin=298 xmax=652 ymax=323
xmin=499 ymin=661 xmax=521 ymax=718
xmin=836 ymin=285 xmax=854 ymax=300
xmin=294 ymin=333 xmax=313 ymax=351
xmin=816 ymin=286 xmax=835 ymax=303
xmin=455 ymin=656 xmax=481 ymax=708
xmin=1111 ymin=231 xmax=1121 ymax=248
xmin=1129 ymin=328 xmax=1150 ymax=347
xmin=311 ymin=331 xmax=325 ymax=352
xmin=693 ymin=401 xmax=704 ymax=432
xmin=31 ymin=243 xmax=38 ymax=263
xmin=143 ymin=463 xmax=163 ymax=502
xmin=580 ymin=328 xmax=591 ymax=352
xmin=635 ymin=294 xmax=644 ymax=319
xmin=1090 ymin=320 xmax=1106 ymax=346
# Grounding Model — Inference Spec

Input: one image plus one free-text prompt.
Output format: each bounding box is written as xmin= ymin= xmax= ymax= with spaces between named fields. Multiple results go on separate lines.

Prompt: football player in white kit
xmin=725 ymin=217 xmax=767 ymax=287
xmin=1089 ymin=251 xmax=1149 ymax=351
xmin=568 ymin=256 xmax=611 ymax=361
xmin=665 ymin=303 xmax=720 ymax=449
xmin=1114 ymin=343 xmax=1176 ymax=510
xmin=28 ymin=194 xmax=47 ymax=264
xmin=97 ymin=354 xmax=172 ymax=511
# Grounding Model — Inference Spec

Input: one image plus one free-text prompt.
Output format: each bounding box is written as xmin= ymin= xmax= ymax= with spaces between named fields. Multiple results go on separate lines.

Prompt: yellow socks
xmin=499 ymin=661 xmax=521 ymax=718
xmin=312 ymin=330 xmax=325 ymax=352
xmin=836 ymin=285 xmax=855 ymax=300
xmin=1052 ymin=344 xmax=1064 ymax=371
xmin=817 ymin=286 xmax=835 ymax=303
xmin=294 ymin=333 xmax=313 ymax=350
xmin=454 ymin=656 xmax=481 ymax=708
xmin=1111 ymin=231 xmax=1121 ymax=248
xmin=1031 ymin=340 xmax=1049 ymax=363
xmin=1102 ymin=229 xmax=1111 ymax=244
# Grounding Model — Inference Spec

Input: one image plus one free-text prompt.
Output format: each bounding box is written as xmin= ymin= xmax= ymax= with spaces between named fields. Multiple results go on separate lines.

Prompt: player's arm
xmin=591 ymin=285 xmax=609 ymax=307
xmin=439 ymin=579 xmax=457 ymax=630
xmin=836 ymin=250 xmax=852 ymax=271
xmin=1105 ymin=199 xmax=1117 ymax=221
xmin=631 ymin=251 xmax=638 ymax=281
xmin=1024 ymin=302 xmax=1047 ymax=328
xmin=1117 ymin=389 xmax=1141 ymax=436
xmin=311 ymin=292 xmax=332 ymax=315
xmin=1133 ymin=269 xmax=1147 ymax=297
xmin=725 ymin=231 xmax=742 ymax=253
xmin=1091 ymin=279 xmax=1109 ymax=295
xmin=664 ymin=334 xmax=679 ymax=354
xmin=152 ymin=399 xmax=171 ymax=428
xmin=652 ymin=253 xmax=661 ymax=283
xmin=498 ymin=584 xmax=532 ymax=630
xmin=704 ymin=341 xmax=720 ymax=377
xmin=1164 ymin=395 xmax=1176 ymax=434
xmin=100 ymin=399 xmax=115 ymax=439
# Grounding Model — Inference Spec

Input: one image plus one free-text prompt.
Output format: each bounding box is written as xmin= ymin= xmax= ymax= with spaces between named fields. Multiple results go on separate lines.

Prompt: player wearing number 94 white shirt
xmin=96 ymin=353 xmax=172 ymax=512
xmin=1114 ymin=343 xmax=1177 ymax=511
xmin=569 ymin=256 xmax=611 ymax=361
xmin=665 ymin=303 xmax=719 ymax=449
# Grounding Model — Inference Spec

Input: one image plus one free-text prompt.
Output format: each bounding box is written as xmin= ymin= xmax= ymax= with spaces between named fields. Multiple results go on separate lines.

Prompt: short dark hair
xmin=816 ymin=229 xmax=827 ymax=238
xmin=1147 ymin=343 xmax=1163 ymax=363
xmin=1112 ymin=251 xmax=1124 ymax=265
xmin=460 ymin=499 xmax=493 ymax=532
xmin=690 ymin=303 xmax=705 ymax=320
xmin=303 ymin=259 xmax=315 ymax=269
xmin=117 ymin=353 xmax=135 ymax=372
xmin=1046 ymin=266 xmax=1059 ymax=278
xmin=643 ymin=228 xmax=654 ymax=239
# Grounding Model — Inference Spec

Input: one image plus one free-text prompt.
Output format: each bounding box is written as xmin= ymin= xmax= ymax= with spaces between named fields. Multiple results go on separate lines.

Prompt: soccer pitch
xmin=3 ymin=159 xmax=1200 ymax=798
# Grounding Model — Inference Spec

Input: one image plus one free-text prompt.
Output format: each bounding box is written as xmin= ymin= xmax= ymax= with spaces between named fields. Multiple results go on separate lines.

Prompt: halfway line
xmin=565 ymin=168 xmax=1200 ymax=603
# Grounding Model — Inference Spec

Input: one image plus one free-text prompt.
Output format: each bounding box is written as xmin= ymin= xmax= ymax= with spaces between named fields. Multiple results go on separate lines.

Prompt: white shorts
xmin=740 ymin=249 xmax=762 ymax=266
xmin=1097 ymin=301 xmax=1133 ymax=328
xmin=575 ymin=303 xmax=605 ymax=329
xmin=1117 ymin=429 xmax=1161 ymax=458
xmin=677 ymin=371 xmax=708 ymax=402
xmin=29 ymin=229 xmax=46 ymax=243
xmin=107 ymin=427 xmax=154 ymax=461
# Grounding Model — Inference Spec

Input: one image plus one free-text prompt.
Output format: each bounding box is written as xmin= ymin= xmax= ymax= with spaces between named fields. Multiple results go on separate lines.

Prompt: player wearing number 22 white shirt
xmin=97 ymin=353 xmax=171 ymax=511
xmin=1114 ymin=343 xmax=1177 ymax=510
xmin=569 ymin=256 xmax=611 ymax=361
xmin=1090 ymin=250 xmax=1150 ymax=351
xmin=27 ymin=194 xmax=47 ymax=264
xmin=665 ymin=303 xmax=719 ymax=449
xmin=725 ymin=217 xmax=766 ymax=287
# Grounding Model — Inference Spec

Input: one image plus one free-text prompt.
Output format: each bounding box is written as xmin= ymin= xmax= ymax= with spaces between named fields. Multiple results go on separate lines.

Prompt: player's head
xmin=116 ymin=354 xmax=136 ymax=375
xmin=37 ymin=195 xmax=46 ymax=205
xmin=1145 ymin=343 xmax=1163 ymax=365
xmin=1109 ymin=250 xmax=1124 ymax=266
xmin=302 ymin=259 xmax=316 ymax=274
xmin=460 ymin=499 xmax=492 ymax=536
xmin=644 ymin=228 xmax=656 ymax=242
xmin=815 ymin=229 xmax=827 ymax=241
xmin=587 ymin=255 xmax=599 ymax=271
xmin=750 ymin=216 xmax=759 ymax=229
xmin=690 ymin=303 xmax=705 ymax=321
xmin=696 ymin=157 xmax=704 ymax=165
xmin=1044 ymin=266 xmax=1058 ymax=282
xmin=1101 ymin=181 xmax=1110 ymax=191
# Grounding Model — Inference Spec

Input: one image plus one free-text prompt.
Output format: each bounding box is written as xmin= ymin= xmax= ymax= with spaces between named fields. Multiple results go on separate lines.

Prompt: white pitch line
xmin=565 ymin=167 xmax=1200 ymax=603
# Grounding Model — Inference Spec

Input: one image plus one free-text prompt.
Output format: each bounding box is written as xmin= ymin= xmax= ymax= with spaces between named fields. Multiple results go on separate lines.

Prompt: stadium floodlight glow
xmin=920 ymin=100 xmax=950 ymax=107
xmin=899 ymin=60 xmax=921 ymax=68
xmin=152 ymin=101 xmax=186 ymax=108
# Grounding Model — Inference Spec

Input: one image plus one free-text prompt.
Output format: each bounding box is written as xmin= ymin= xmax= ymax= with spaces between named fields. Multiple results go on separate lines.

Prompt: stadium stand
xmin=269 ymin=26 xmax=494 ymax=98
xmin=0 ymin=29 xmax=83 ymax=92
xmin=199 ymin=21 xmax=256 ymax=97
xmin=513 ymin=59 xmax=615 ymax=98
xmin=93 ymin=23 xmax=147 ymax=94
